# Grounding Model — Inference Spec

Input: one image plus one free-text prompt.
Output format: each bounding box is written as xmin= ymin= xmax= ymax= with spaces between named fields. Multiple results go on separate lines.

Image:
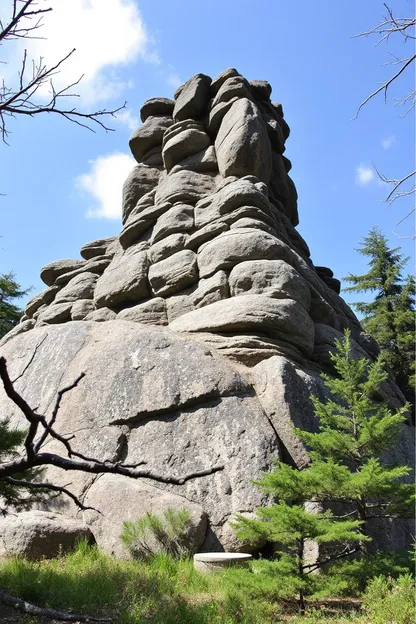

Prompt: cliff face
xmin=0 ymin=69 xmax=413 ymax=557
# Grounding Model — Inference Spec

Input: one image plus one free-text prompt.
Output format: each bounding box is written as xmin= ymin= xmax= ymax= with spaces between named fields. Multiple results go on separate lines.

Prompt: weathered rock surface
xmin=40 ymin=259 xmax=86 ymax=286
xmin=140 ymin=97 xmax=175 ymax=122
xmin=94 ymin=247 xmax=149 ymax=308
xmin=149 ymin=250 xmax=198 ymax=296
xmin=1 ymin=69 xmax=413 ymax=558
xmin=122 ymin=165 xmax=161 ymax=223
xmin=215 ymin=99 xmax=272 ymax=183
xmin=0 ymin=511 xmax=93 ymax=559
xmin=173 ymin=73 xmax=211 ymax=121
xmin=0 ymin=322 xmax=281 ymax=550
xmin=84 ymin=476 xmax=207 ymax=557
xmin=129 ymin=116 xmax=173 ymax=163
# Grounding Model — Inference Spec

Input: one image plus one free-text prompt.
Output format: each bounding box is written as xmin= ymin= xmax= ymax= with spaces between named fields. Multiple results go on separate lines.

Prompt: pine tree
xmin=0 ymin=272 xmax=28 ymax=339
xmin=233 ymin=330 xmax=414 ymax=610
xmin=343 ymin=227 xmax=415 ymax=408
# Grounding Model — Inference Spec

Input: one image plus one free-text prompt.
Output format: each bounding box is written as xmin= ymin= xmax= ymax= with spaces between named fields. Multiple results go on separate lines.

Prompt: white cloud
xmin=2 ymin=0 xmax=157 ymax=104
xmin=77 ymin=152 xmax=135 ymax=219
xmin=381 ymin=135 xmax=396 ymax=150
xmin=115 ymin=109 xmax=139 ymax=131
xmin=356 ymin=164 xmax=375 ymax=186
xmin=166 ymin=72 xmax=182 ymax=89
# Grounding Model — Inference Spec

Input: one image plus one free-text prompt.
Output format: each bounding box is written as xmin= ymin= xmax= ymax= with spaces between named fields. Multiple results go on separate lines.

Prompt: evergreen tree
xmin=0 ymin=272 xmax=27 ymax=339
xmin=233 ymin=330 xmax=414 ymax=610
xmin=343 ymin=227 xmax=415 ymax=407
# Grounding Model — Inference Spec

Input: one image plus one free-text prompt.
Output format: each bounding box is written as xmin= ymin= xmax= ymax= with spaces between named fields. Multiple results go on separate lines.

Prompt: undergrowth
xmin=0 ymin=540 xmax=413 ymax=623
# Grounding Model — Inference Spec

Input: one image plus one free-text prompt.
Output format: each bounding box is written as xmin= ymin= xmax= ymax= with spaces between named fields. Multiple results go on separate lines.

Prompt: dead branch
xmin=0 ymin=0 xmax=126 ymax=143
xmin=0 ymin=588 xmax=115 ymax=622
xmin=353 ymin=3 xmax=415 ymax=117
xmin=0 ymin=355 xmax=224 ymax=493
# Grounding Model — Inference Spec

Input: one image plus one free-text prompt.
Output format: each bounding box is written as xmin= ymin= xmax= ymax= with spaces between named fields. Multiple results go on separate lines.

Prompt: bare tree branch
xmin=0 ymin=0 xmax=127 ymax=143
xmin=0 ymin=355 xmax=224 ymax=494
xmin=352 ymin=3 xmax=415 ymax=231
xmin=0 ymin=588 xmax=115 ymax=622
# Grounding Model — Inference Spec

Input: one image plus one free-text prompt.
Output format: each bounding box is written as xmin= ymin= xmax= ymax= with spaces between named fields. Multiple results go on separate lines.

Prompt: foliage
xmin=121 ymin=508 xmax=194 ymax=560
xmin=0 ymin=419 xmax=49 ymax=514
xmin=233 ymin=330 xmax=414 ymax=611
xmin=362 ymin=574 xmax=415 ymax=624
xmin=0 ymin=272 xmax=28 ymax=339
xmin=0 ymin=540 xmax=383 ymax=623
xmin=343 ymin=227 xmax=415 ymax=408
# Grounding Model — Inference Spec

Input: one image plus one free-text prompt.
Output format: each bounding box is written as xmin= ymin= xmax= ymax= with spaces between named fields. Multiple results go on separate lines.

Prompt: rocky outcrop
xmin=1 ymin=69 xmax=413 ymax=557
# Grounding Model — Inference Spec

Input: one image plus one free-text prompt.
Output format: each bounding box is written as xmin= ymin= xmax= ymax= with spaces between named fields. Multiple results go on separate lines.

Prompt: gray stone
xmin=253 ymin=356 xmax=325 ymax=467
xmin=215 ymin=99 xmax=272 ymax=183
xmin=151 ymin=204 xmax=194 ymax=244
xmin=120 ymin=203 xmax=170 ymax=249
xmin=141 ymin=146 xmax=163 ymax=166
xmin=25 ymin=291 xmax=49 ymax=318
xmin=84 ymin=307 xmax=117 ymax=322
xmin=84 ymin=475 xmax=207 ymax=558
xmin=173 ymin=73 xmax=211 ymax=121
xmin=263 ymin=112 xmax=285 ymax=153
xmin=229 ymin=260 xmax=311 ymax=310
xmin=149 ymin=233 xmax=189 ymax=264
xmin=192 ymin=271 xmax=229 ymax=308
xmin=80 ymin=237 xmax=116 ymax=260
xmin=0 ymin=511 xmax=93 ymax=560
xmin=211 ymin=76 xmax=252 ymax=108
xmin=155 ymin=170 xmax=217 ymax=206
xmin=207 ymin=97 xmax=238 ymax=136
xmin=249 ymin=80 xmax=272 ymax=101
xmin=53 ymin=257 xmax=112 ymax=286
xmin=171 ymin=145 xmax=218 ymax=174
xmin=122 ymin=165 xmax=161 ymax=223
xmin=42 ymin=285 xmax=61 ymax=305
xmin=94 ymin=247 xmax=149 ymax=309
xmin=185 ymin=221 xmax=229 ymax=251
xmin=230 ymin=217 xmax=275 ymax=234
xmin=71 ymin=299 xmax=95 ymax=320
xmin=197 ymin=228 xmax=292 ymax=278
xmin=149 ymin=250 xmax=198 ymax=296
xmin=210 ymin=68 xmax=241 ymax=95
xmin=163 ymin=122 xmax=210 ymax=172
xmin=166 ymin=294 xmax=196 ymax=322
xmin=37 ymin=302 xmax=73 ymax=325
xmin=140 ymin=97 xmax=174 ymax=122
xmin=194 ymin=178 xmax=272 ymax=229
xmin=0 ymin=319 xmax=35 ymax=346
xmin=40 ymin=259 xmax=86 ymax=287
xmin=118 ymin=297 xmax=168 ymax=325
xmin=54 ymin=272 xmax=98 ymax=303
xmin=170 ymin=295 xmax=314 ymax=357
xmin=129 ymin=116 xmax=173 ymax=163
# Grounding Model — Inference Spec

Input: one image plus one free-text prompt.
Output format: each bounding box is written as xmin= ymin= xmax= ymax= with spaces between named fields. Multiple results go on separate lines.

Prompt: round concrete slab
xmin=194 ymin=552 xmax=252 ymax=573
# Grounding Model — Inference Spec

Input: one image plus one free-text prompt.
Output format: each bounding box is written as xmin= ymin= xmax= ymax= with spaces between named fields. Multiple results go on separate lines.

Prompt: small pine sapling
xmin=233 ymin=330 xmax=414 ymax=610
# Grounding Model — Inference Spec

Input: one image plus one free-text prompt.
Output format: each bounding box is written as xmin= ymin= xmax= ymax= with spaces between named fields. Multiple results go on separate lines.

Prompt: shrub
xmin=121 ymin=507 xmax=193 ymax=559
xmin=362 ymin=574 xmax=415 ymax=624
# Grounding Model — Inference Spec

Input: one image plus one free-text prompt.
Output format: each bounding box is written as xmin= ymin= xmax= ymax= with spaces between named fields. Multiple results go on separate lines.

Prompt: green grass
xmin=0 ymin=540 xmax=399 ymax=623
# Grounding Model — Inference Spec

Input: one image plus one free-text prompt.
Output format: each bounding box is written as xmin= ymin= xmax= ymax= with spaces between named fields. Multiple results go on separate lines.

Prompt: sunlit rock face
xmin=1 ymin=70 xmax=413 ymax=557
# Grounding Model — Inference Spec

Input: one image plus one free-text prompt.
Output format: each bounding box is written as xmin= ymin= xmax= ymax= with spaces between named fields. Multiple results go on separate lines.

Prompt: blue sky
xmin=1 ymin=0 xmax=414 ymax=309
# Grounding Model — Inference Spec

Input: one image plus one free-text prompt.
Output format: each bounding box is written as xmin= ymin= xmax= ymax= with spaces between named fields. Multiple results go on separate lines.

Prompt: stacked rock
xmin=18 ymin=68 xmax=370 ymax=369
xmin=1 ymin=70 xmax=412 ymax=557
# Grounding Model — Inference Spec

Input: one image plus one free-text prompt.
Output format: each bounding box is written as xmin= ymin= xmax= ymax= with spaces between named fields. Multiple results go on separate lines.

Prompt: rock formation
xmin=0 ymin=69 xmax=413 ymax=558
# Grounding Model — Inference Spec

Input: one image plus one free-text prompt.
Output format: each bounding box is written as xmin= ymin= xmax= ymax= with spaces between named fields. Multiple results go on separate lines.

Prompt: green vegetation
xmin=0 ymin=540 xmax=414 ymax=623
xmin=0 ymin=272 xmax=27 ymax=339
xmin=344 ymin=227 xmax=415 ymax=409
xmin=121 ymin=507 xmax=194 ymax=559
xmin=233 ymin=329 xmax=414 ymax=611
xmin=362 ymin=573 xmax=415 ymax=624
